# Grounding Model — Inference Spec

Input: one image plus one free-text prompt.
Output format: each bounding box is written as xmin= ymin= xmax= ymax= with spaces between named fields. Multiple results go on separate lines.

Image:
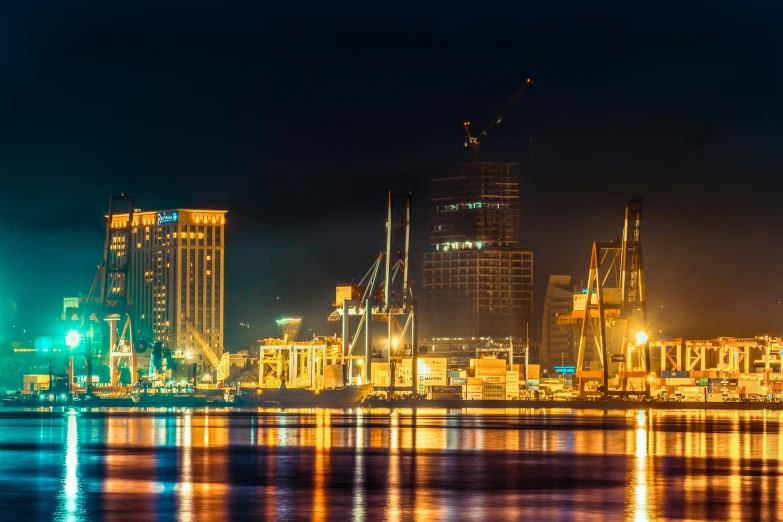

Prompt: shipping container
xmin=22 ymin=374 xmax=50 ymax=395
xmin=429 ymin=385 xmax=464 ymax=400
xmin=527 ymin=365 xmax=541 ymax=379
xmin=665 ymin=378 xmax=693 ymax=386
xmin=475 ymin=366 xmax=507 ymax=377
xmin=482 ymin=383 xmax=505 ymax=400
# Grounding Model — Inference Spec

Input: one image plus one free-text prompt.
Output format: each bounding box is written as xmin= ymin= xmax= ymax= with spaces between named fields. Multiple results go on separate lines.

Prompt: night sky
xmin=1 ymin=1 xmax=782 ymax=348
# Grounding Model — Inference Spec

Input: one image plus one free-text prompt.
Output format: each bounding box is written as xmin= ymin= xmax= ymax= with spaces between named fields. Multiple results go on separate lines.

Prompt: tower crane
xmin=463 ymin=78 xmax=532 ymax=160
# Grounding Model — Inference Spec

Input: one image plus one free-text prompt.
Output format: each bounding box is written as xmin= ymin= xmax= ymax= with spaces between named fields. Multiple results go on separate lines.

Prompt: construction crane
xmin=463 ymin=78 xmax=532 ymax=160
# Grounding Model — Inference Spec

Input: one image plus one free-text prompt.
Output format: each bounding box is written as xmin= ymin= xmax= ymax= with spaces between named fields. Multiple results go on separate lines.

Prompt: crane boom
xmin=464 ymin=78 xmax=532 ymax=159
xmin=184 ymin=318 xmax=229 ymax=383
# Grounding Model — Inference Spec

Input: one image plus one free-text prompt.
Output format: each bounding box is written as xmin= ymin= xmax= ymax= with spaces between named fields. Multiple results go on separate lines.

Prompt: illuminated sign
xmin=554 ymin=365 xmax=576 ymax=374
xmin=157 ymin=211 xmax=178 ymax=225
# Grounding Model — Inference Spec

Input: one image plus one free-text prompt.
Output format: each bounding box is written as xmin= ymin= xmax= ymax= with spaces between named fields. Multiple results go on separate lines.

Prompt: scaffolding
xmin=430 ymin=162 xmax=520 ymax=248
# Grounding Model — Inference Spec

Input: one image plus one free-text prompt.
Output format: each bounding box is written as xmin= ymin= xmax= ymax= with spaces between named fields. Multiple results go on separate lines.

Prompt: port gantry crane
xmin=72 ymin=195 xmax=138 ymax=392
xmin=463 ymin=78 xmax=533 ymax=159
xmin=328 ymin=192 xmax=417 ymax=397
xmin=558 ymin=198 xmax=649 ymax=398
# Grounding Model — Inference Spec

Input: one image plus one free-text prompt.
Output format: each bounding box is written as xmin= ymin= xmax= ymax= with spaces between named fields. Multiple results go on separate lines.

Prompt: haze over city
xmin=1 ymin=1 xmax=782 ymax=346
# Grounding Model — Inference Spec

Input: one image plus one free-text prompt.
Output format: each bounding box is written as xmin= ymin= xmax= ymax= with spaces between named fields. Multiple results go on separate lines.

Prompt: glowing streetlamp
xmin=635 ymin=331 xmax=648 ymax=345
xmin=65 ymin=330 xmax=82 ymax=350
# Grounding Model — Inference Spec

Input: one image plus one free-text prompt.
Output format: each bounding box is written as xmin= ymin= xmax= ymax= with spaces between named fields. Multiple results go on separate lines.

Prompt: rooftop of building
xmin=108 ymin=208 xmax=227 ymax=228
xmin=110 ymin=208 xmax=228 ymax=217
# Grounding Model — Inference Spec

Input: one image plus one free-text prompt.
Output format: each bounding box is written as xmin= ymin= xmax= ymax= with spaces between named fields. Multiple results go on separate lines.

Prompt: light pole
xmin=65 ymin=329 xmax=83 ymax=399
xmin=635 ymin=331 xmax=649 ymax=395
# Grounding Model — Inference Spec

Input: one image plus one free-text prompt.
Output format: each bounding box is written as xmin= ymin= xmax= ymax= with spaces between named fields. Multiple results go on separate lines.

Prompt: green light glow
xmin=276 ymin=318 xmax=302 ymax=324
xmin=65 ymin=330 xmax=82 ymax=349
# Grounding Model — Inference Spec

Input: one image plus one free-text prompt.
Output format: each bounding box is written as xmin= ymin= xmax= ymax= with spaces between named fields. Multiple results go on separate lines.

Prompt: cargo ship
xmin=232 ymin=383 xmax=374 ymax=408
xmin=52 ymin=383 xmax=373 ymax=409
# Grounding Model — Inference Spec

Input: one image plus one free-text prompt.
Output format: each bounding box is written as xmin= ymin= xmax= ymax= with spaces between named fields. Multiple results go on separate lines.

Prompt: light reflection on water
xmin=56 ymin=411 xmax=84 ymax=522
xmin=0 ymin=408 xmax=782 ymax=519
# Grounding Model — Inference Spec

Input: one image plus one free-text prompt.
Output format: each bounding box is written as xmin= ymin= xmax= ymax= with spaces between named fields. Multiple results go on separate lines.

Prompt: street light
xmin=636 ymin=331 xmax=648 ymax=345
xmin=65 ymin=330 xmax=82 ymax=350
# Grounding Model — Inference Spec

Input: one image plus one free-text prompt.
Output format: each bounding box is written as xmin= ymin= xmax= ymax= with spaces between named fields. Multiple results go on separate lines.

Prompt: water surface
xmin=0 ymin=407 xmax=779 ymax=521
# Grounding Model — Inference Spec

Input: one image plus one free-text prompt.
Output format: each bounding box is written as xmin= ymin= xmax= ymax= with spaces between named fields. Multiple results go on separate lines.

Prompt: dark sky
xmin=1 ymin=1 xmax=782 ymax=347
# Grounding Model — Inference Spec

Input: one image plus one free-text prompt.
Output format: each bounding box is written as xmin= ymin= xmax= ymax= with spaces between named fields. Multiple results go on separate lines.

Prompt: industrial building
xmin=108 ymin=208 xmax=227 ymax=357
xmin=422 ymin=162 xmax=534 ymax=340
xmin=541 ymin=275 xmax=578 ymax=367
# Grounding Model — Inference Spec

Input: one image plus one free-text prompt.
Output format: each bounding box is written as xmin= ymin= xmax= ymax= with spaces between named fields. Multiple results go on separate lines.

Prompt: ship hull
xmin=237 ymin=384 xmax=374 ymax=408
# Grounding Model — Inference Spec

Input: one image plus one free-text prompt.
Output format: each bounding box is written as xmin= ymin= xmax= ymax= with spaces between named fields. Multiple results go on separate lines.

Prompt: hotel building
xmin=109 ymin=208 xmax=227 ymax=357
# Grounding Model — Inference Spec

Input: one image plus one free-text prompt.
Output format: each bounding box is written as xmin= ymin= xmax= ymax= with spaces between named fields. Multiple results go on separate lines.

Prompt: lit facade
xmin=109 ymin=209 xmax=226 ymax=356
xmin=422 ymin=162 xmax=534 ymax=339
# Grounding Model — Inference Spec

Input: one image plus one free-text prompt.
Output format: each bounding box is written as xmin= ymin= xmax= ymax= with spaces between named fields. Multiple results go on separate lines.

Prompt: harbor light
xmin=635 ymin=331 xmax=648 ymax=345
xmin=636 ymin=410 xmax=646 ymax=427
xmin=65 ymin=330 xmax=82 ymax=349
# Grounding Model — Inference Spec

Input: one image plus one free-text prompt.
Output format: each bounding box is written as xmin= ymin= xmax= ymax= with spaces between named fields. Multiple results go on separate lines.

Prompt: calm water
xmin=0 ymin=407 xmax=780 ymax=521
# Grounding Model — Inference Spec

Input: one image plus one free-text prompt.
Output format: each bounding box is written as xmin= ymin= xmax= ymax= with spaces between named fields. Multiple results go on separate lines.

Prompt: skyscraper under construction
xmin=422 ymin=162 xmax=533 ymax=340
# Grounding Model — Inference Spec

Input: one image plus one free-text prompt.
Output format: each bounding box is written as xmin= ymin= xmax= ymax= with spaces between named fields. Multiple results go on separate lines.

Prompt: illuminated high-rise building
xmin=422 ymin=162 xmax=533 ymax=339
xmin=108 ymin=209 xmax=227 ymax=357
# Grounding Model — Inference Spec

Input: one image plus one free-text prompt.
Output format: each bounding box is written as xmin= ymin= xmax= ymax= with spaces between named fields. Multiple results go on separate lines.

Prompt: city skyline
xmin=1 ymin=3 xmax=782 ymax=349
